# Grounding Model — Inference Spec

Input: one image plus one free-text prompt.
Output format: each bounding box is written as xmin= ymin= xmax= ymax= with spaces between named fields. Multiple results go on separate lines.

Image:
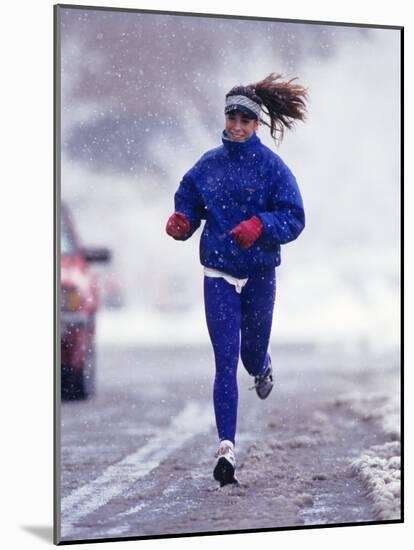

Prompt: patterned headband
xmin=224 ymin=94 xmax=262 ymax=118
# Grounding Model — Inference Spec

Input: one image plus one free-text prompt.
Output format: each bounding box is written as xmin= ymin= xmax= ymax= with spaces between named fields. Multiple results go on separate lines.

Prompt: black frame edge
xmin=54 ymin=3 xmax=403 ymax=30
xmin=56 ymin=519 xmax=403 ymax=545
xmin=53 ymin=3 xmax=62 ymax=546
xmin=400 ymin=26 xmax=404 ymax=524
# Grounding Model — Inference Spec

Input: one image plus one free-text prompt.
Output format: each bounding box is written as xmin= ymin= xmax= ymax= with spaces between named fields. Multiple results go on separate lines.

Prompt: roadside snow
xmin=332 ymin=381 xmax=401 ymax=521
xmin=349 ymin=441 xmax=400 ymax=520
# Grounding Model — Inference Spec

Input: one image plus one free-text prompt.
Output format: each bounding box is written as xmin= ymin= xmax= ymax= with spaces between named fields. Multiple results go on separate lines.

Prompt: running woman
xmin=166 ymin=73 xmax=307 ymax=487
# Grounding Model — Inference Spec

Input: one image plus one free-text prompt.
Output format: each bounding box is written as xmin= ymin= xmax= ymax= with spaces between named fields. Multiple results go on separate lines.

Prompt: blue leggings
xmin=203 ymin=268 xmax=276 ymax=446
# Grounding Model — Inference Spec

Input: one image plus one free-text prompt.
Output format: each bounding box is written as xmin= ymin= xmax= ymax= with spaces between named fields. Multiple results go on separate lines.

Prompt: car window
xmin=61 ymin=213 xmax=77 ymax=256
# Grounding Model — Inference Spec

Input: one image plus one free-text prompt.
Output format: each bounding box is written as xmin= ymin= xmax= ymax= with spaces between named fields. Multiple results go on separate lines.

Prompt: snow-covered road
xmin=58 ymin=345 xmax=400 ymax=543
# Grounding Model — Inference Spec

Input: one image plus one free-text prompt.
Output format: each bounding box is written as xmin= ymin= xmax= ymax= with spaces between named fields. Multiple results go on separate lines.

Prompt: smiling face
xmin=225 ymin=111 xmax=259 ymax=142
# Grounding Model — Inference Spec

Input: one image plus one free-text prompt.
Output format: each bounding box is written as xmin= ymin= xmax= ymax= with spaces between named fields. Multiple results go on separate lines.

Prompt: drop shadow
xmin=21 ymin=525 xmax=54 ymax=543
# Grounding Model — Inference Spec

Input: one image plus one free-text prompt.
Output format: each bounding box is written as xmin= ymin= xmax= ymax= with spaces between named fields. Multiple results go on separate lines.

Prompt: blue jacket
xmin=174 ymin=131 xmax=305 ymax=278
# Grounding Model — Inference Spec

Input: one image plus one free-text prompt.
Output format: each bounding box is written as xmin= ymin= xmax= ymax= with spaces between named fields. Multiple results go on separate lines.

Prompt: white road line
xmin=61 ymin=401 xmax=214 ymax=536
xmin=119 ymin=502 xmax=147 ymax=517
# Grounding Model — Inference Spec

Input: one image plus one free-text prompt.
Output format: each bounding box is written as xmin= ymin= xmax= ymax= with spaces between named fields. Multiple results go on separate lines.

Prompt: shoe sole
xmin=256 ymin=383 xmax=273 ymax=400
xmin=255 ymin=360 xmax=274 ymax=400
xmin=213 ymin=457 xmax=238 ymax=487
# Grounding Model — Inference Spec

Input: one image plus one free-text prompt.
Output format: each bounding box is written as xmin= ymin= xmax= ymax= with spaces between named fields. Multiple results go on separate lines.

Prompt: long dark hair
xmin=226 ymin=73 xmax=308 ymax=144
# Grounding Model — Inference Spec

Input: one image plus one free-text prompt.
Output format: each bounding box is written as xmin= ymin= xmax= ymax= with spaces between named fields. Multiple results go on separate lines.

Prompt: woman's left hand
xmin=229 ymin=216 xmax=263 ymax=250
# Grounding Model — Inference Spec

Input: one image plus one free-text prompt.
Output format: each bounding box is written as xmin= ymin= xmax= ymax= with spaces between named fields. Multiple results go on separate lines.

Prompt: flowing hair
xmin=226 ymin=73 xmax=308 ymax=144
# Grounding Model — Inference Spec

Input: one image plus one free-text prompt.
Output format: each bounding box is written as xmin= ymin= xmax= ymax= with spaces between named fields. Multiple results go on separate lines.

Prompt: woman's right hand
xmin=165 ymin=212 xmax=191 ymax=240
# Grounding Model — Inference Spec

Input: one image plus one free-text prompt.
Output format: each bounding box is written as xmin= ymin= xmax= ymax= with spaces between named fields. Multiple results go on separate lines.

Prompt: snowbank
xmin=336 ymin=386 xmax=401 ymax=521
xmin=349 ymin=442 xmax=401 ymax=521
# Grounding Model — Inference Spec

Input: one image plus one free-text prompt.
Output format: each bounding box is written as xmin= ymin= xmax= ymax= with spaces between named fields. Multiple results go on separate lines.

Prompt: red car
xmin=60 ymin=203 xmax=110 ymax=399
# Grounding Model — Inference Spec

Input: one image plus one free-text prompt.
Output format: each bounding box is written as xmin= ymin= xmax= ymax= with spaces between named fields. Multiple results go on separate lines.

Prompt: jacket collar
xmin=221 ymin=130 xmax=261 ymax=155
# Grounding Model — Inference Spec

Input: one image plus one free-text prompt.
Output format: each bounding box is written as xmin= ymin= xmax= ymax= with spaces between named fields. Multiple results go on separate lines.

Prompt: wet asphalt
xmin=58 ymin=345 xmax=399 ymax=542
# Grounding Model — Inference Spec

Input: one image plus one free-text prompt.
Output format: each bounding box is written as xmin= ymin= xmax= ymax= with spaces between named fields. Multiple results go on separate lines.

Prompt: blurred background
xmin=59 ymin=7 xmax=400 ymax=355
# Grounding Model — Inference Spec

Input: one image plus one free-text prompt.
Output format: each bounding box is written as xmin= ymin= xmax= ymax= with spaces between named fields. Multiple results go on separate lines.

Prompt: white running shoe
xmin=213 ymin=439 xmax=238 ymax=487
xmin=249 ymin=357 xmax=274 ymax=399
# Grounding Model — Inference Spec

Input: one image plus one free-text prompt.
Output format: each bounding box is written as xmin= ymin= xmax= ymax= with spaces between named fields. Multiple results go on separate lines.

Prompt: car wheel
xmin=61 ymin=363 xmax=82 ymax=400
xmin=61 ymin=343 xmax=96 ymax=401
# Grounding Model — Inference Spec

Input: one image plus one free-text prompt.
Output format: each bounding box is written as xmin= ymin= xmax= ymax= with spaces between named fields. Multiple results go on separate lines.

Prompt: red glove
xmin=229 ymin=216 xmax=263 ymax=250
xmin=166 ymin=212 xmax=191 ymax=240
